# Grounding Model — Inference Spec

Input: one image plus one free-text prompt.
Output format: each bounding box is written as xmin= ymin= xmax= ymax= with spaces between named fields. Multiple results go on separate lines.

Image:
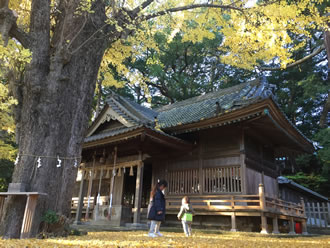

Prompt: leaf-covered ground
xmin=1 ymin=230 xmax=330 ymax=248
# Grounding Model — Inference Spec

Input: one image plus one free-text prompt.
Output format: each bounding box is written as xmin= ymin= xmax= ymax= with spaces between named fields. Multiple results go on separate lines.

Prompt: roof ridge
xmin=106 ymin=92 xmax=157 ymax=123
xmin=156 ymin=80 xmax=260 ymax=112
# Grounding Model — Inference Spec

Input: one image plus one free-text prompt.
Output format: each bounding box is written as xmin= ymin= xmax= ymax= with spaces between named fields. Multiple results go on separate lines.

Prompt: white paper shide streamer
xmin=56 ymin=155 xmax=62 ymax=168
xmin=37 ymin=157 xmax=42 ymax=168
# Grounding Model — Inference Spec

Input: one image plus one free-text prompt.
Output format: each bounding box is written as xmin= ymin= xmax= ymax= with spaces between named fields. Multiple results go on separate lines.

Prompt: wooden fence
xmin=305 ymin=202 xmax=330 ymax=228
xmin=265 ymin=197 xmax=305 ymax=217
xmin=166 ymin=193 xmax=305 ymax=218
xmin=71 ymin=196 xmax=110 ymax=214
xmin=167 ymin=169 xmax=200 ymax=195
xmin=167 ymin=194 xmax=260 ymax=212
xmin=203 ymin=166 xmax=241 ymax=194
xmin=166 ymin=166 xmax=242 ymax=195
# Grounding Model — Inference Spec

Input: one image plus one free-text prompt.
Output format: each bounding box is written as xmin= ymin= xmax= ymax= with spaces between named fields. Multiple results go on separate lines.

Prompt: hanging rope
xmin=13 ymin=153 xmax=81 ymax=169
xmin=15 ymin=153 xmax=81 ymax=160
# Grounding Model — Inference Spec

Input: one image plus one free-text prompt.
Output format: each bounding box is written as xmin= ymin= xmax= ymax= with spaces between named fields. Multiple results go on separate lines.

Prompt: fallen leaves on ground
xmin=1 ymin=230 xmax=330 ymax=248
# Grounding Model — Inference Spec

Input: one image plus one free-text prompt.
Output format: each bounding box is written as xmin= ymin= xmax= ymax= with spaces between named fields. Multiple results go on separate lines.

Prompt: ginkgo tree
xmin=0 ymin=0 xmax=329 ymax=238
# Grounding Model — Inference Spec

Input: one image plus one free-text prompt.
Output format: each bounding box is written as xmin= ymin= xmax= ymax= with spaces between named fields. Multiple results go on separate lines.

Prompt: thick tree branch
xmin=132 ymin=0 xmax=155 ymax=15
xmin=9 ymin=24 xmax=31 ymax=48
xmin=259 ymin=45 xmax=325 ymax=71
xmin=0 ymin=3 xmax=30 ymax=48
xmin=324 ymin=30 xmax=330 ymax=69
xmin=319 ymin=93 xmax=330 ymax=128
xmin=141 ymin=4 xmax=244 ymax=21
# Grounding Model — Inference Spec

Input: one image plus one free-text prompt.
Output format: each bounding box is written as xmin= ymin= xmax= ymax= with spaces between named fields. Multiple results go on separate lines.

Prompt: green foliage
xmin=0 ymin=159 xmax=14 ymax=192
xmin=268 ymin=62 xmax=329 ymax=138
xmin=314 ymin=128 xmax=330 ymax=167
xmin=267 ymin=30 xmax=329 ymax=197
xmin=285 ymin=172 xmax=328 ymax=196
xmin=107 ymin=30 xmax=254 ymax=107
xmin=42 ymin=210 xmax=59 ymax=224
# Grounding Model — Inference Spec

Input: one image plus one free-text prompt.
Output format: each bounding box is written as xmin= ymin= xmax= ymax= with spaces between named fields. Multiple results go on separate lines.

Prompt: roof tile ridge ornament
xmin=259 ymin=76 xmax=277 ymax=100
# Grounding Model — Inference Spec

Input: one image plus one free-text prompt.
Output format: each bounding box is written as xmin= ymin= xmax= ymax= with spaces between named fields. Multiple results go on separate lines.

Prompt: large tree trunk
xmin=0 ymin=1 xmax=109 ymax=238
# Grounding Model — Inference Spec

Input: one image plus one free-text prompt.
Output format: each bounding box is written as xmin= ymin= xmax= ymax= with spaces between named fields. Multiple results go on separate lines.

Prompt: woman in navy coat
xmin=147 ymin=179 xmax=168 ymax=237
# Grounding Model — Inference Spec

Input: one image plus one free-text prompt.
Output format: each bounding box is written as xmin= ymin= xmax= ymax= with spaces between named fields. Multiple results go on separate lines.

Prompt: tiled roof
xmin=106 ymin=92 xmax=157 ymax=125
xmin=84 ymin=124 xmax=191 ymax=145
xmin=85 ymin=125 xmax=144 ymax=143
xmin=278 ymin=176 xmax=328 ymax=201
xmin=85 ymin=79 xmax=277 ymax=142
xmin=157 ymin=79 xmax=275 ymax=128
xmin=85 ymin=79 xmax=312 ymax=151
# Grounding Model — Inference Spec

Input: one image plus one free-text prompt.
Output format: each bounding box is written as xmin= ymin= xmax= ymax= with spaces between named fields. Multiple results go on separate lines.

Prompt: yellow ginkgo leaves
xmin=1 ymin=230 xmax=330 ymax=248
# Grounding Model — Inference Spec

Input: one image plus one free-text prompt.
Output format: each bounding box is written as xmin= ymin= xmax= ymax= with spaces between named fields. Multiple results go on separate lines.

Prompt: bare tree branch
xmin=141 ymin=4 xmax=244 ymax=21
xmin=259 ymin=45 xmax=325 ymax=71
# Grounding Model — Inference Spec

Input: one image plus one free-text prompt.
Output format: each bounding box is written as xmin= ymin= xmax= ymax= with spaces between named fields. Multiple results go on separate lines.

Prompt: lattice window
xmin=203 ymin=166 xmax=241 ymax=193
xmin=167 ymin=169 xmax=200 ymax=195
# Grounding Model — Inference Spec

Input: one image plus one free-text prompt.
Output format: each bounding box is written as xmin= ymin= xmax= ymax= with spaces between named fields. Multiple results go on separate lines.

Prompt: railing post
xmin=300 ymin=198 xmax=308 ymax=235
xmin=317 ymin=202 xmax=322 ymax=228
xmin=259 ymin=183 xmax=268 ymax=234
xmin=231 ymin=213 xmax=237 ymax=232
xmin=259 ymin=184 xmax=266 ymax=210
xmin=230 ymin=196 xmax=237 ymax=232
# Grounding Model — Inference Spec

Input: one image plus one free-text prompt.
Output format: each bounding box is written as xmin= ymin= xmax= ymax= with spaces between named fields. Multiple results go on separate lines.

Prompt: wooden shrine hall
xmin=72 ymin=79 xmax=315 ymax=234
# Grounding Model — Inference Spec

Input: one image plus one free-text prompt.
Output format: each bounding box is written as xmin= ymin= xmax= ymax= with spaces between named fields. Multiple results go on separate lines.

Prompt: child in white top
xmin=177 ymin=196 xmax=195 ymax=237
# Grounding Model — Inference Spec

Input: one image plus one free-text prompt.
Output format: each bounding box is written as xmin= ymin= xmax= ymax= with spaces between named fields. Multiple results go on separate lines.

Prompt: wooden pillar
xmin=272 ymin=216 xmax=280 ymax=234
xmin=288 ymin=217 xmax=296 ymax=235
xmin=94 ymin=168 xmax=104 ymax=220
xmin=231 ymin=212 xmax=237 ymax=232
xmin=300 ymin=197 xmax=308 ymax=235
xmin=20 ymin=195 xmax=38 ymax=239
xmin=198 ymin=136 xmax=203 ymax=194
xmin=85 ymin=155 xmax=96 ymax=220
xmin=133 ymin=152 xmax=144 ymax=223
xmin=108 ymin=147 xmax=117 ymax=220
xmin=240 ymin=128 xmax=247 ymax=194
xmin=259 ymin=183 xmax=268 ymax=234
xmin=301 ymin=219 xmax=308 ymax=235
xmin=74 ymin=170 xmax=86 ymax=224
xmin=85 ymin=169 xmax=94 ymax=220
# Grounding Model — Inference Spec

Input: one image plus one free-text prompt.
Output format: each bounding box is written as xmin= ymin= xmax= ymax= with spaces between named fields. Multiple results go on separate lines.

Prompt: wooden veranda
xmin=166 ymin=184 xmax=307 ymax=234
